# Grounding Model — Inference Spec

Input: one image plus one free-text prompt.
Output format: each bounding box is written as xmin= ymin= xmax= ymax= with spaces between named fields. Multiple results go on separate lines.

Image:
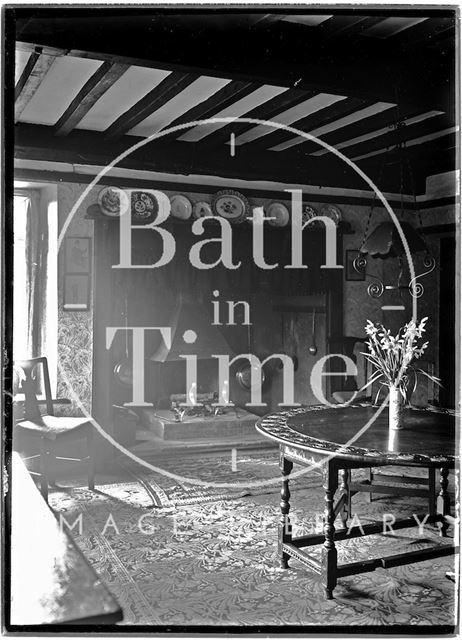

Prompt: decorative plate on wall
xmin=98 ymin=186 xmax=121 ymax=216
xmin=320 ymin=204 xmax=342 ymax=225
xmin=303 ymin=205 xmax=317 ymax=223
xmin=131 ymin=191 xmax=158 ymax=224
xmin=170 ymin=194 xmax=192 ymax=220
xmin=212 ymin=190 xmax=249 ymax=223
xmin=266 ymin=202 xmax=290 ymax=227
xmin=192 ymin=201 xmax=213 ymax=219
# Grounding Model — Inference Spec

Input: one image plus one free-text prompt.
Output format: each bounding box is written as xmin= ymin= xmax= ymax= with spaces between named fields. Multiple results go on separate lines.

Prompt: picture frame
xmin=65 ymin=237 xmax=91 ymax=274
xmin=63 ymin=274 xmax=90 ymax=311
xmin=345 ymin=249 xmax=366 ymax=281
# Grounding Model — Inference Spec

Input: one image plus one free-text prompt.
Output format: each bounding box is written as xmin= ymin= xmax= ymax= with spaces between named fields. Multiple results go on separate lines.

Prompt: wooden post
xmin=322 ymin=460 xmax=338 ymax=599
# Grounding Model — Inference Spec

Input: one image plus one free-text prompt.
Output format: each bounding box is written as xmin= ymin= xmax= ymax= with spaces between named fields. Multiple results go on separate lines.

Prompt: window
xmin=13 ymin=195 xmax=28 ymax=361
xmin=13 ymin=189 xmax=58 ymax=394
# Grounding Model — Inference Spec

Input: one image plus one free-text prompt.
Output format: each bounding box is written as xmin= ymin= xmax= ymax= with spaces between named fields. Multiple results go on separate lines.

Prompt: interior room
xmin=5 ymin=6 xmax=459 ymax=632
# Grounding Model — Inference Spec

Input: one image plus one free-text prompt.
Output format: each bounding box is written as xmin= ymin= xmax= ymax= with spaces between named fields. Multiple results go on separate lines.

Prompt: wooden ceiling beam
xmin=317 ymin=15 xmax=369 ymax=38
xmin=14 ymin=28 xmax=453 ymax=112
xmin=54 ymin=61 xmax=129 ymax=136
xmin=15 ymin=49 xmax=57 ymax=120
xmin=340 ymin=113 xmax=455 ymax=159
xmin=298 ymin=105 xmax=447 ymax=158
xmin=194 ymin=88 xmax=318 ymax=151
xmin=248 ymin=13 xmax=284 ymax=27
xmin=103 ymin=71 xmax=196 ymax=141
xmin=330 ymin=15 xmax=385 ymax=38
xmin=14 ymin=122 xmax=369 ymax=190
xmin=158 ymin=79 xmax=258 ymax=141
xmin=360 ymin=143 xmax=456 ymax=194
xmin=390 ymin=15 xmax=454 ymax=47
xmin=241 ymin=97 xmax=370 ymax=155
xmin=15 ymin=49 xmax=40 ymax=100
xmin=14 ymin=123 xmax=453 ymax=195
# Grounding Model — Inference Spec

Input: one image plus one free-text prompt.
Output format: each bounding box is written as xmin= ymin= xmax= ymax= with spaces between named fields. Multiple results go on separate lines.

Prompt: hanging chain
xmin=404 ymin=147 xmax=424 ymax=230
xmin=393 ymin=88 xmax=407 ymax=221
xmin=397 ymin=122 xmax=406 ymax=219
xmin=359 ymin=153 xmax=387 ymax=250
xmin=124 ymin=289 xmax=129 ymax=359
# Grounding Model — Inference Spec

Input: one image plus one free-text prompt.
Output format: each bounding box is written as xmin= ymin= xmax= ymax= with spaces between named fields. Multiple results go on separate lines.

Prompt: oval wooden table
xmin=256 ymin=404 xmax=459 ymax=599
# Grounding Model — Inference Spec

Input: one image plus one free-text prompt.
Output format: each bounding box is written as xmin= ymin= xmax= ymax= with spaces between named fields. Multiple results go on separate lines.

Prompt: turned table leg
xmin=428 ymin=467 xmax=436 ymax=518
xmin=278 ymin=448 xmax=293 ymax=569
xmin=367 ymin=467 xmax=374 ymax=503
xmin=339 ymin=468 xmax=350 ymax=529
xmin=437 ymin=466 xmax=451 ymax=537
xmin=322 ymin=460 xmax=338 ymax=599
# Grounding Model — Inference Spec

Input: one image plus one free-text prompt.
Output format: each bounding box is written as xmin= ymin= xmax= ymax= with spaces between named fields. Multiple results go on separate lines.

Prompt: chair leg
xmin=87 ymin=430 xmax=95 ymax=490
xmin=39 ymin=438 xmax=49 ymax=502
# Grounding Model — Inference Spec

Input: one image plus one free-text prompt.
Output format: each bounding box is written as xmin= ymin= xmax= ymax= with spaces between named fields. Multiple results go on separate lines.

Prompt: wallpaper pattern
xmin=56 ymin=183 xmax=95 ymax=416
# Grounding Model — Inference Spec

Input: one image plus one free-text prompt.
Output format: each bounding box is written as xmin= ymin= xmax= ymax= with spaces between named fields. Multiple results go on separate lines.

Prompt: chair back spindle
xmin=14 ymin=358 xmax=54 ymax=420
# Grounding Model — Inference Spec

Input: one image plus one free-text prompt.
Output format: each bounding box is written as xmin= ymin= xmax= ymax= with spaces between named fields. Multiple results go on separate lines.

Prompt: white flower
xmin=364 ymin=318 xmax=431 ymax=392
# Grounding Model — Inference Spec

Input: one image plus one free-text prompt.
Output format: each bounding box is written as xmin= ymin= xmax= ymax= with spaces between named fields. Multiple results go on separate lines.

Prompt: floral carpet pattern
xmin=48 ymin=452 xmax=458 ymax=628
xmin=119 ymin=452 xmax=321 ymax=507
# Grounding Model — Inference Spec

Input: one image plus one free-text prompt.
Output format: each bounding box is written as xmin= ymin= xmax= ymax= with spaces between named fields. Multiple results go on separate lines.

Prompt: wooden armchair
xmin=13 ymin=357 xmax=95 ymax=503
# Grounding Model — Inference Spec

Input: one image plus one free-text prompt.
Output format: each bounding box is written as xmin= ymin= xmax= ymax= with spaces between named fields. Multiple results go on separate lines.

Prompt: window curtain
xmin=15 ymin=189 xmax=48 ymax=358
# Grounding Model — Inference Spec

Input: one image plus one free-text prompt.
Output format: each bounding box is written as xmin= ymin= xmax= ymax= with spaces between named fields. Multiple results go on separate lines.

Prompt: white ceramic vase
xmin=388 ymin=384 xmax=404 ymax=431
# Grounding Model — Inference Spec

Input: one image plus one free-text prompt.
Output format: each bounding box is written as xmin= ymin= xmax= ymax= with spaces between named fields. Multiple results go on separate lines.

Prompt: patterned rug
xmin=55 ymin=451 xmax=321 ymax=509
xmin=120 ymin=451 xmax=322 ymax=508
xmin=48 ymin=451 xmax=458 ymax=629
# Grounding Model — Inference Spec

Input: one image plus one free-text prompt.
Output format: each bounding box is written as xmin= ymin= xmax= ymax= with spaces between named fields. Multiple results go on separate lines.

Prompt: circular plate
xmin=98 ymin=186 xmax=122 ymax=216
xmin=266 ymin=202 xmax=290 ymax=227
xmin=212 ymin=190 xmax=248 ymax=223
xmin=131 ymin=191 xmax=158 ymax=224
xmin=192 ymin=201 xmax=213 ymax=219
xmin=320 ymin=204 xmax=342 ymax=225
xmin=170 ymin=194 xmax=192 ymax=220
xmin=303 ymin=205 xmax=317 ymax=223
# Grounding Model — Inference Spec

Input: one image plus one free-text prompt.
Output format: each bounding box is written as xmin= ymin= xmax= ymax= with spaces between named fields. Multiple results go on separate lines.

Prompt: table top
xmin=9 ymin=453 xmax=123 ymax=627
xmin=256 ymin=404 xmax=458 ymax=466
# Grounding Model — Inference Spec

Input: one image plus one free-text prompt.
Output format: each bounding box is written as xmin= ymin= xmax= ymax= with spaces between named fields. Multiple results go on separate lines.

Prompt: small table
xmin=256 ymin=404 xmax=459 ymax=599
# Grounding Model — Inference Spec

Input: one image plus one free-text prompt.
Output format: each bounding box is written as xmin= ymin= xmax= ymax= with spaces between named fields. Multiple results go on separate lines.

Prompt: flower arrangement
xmin=363 ymin=317 xmax=440 ymax=403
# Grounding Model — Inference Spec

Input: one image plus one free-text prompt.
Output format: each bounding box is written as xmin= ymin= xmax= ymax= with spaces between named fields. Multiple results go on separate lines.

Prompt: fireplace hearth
xmin=139 ymin=404 xmax=258 ymax=442
xmin=169 ymin=391 xmax=225 ymax=421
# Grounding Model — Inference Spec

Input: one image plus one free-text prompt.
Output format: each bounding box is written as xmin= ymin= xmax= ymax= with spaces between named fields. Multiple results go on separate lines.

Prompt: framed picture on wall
xmin=65 ymin=237 xmax=91 ymax=274
xmin=345 ymin=250 xmax=366 ymax=281
xmin=63 ymin=274 xmax=90 ymax=311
